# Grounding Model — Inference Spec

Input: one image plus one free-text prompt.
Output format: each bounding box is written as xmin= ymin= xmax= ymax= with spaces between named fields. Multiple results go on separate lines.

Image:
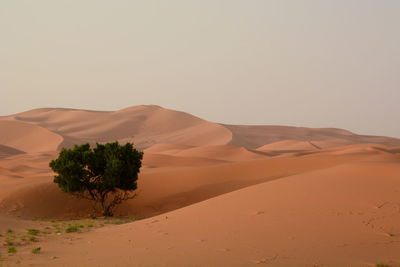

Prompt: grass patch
xmin=31 ymin=247 xmax=41 ymax=254
xmin=7 ymin=247 xmax=17 ymax=254
xmin=27 ymin=229 xmax=40 ymax=236
xmin=65 ymin=225 xmax=79 ymax=233
xmin=103 ymin=218 xmax=135 ymax=225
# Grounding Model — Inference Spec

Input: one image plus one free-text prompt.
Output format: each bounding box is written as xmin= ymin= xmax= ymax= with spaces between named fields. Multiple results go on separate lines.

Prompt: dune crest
xmin=3 ymin=105 xmax=232 ymax=149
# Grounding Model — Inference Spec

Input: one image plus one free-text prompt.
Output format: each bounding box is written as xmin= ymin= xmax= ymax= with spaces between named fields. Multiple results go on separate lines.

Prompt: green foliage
xmin=7 ymin=247 xmax=16 ymax=254
xmin=50 ymin=142 xmax=143 ymax=216
xmin=65 ymin=225 xmax=79 ymax=233
xmin=31 ymin=247 xmax=41 ymax=254
xmin=27 ymin=229 xmax=40 ymax=236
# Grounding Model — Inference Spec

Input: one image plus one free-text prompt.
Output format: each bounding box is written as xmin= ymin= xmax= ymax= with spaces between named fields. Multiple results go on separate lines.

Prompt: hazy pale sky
xmin=1 ymin=0 xmax=399 ymax=137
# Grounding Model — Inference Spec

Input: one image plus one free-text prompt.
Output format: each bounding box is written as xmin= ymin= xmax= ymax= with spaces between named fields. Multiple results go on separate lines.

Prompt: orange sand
xmin=0 ymin=105 xmax=399 ymax=266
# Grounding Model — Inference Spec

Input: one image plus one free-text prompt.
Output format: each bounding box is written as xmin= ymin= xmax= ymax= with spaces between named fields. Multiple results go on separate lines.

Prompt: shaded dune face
xmin=0 ymin=144 xmax=25 ymax=159
xmin=0 ymin=120 xmax=63 ymax=153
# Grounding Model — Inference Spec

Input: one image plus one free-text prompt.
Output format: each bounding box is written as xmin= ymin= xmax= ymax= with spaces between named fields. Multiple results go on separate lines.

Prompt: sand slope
xmin=146 ymin=144 xmax=267 ymax=162
xmin=0 ymin=121 xmax=63 ymax=153
xmin=2 ymin=105 xmax=400 ymax=152
xmin=2 ymin=105 xmax=232 ymax=150
xmin=9 ymin=159 xmax=400 ymax=267
xmin=225 ymin=124 xmax=400 ymax=149
xmin=0 ymin=144 xmax=25 ymax=159
xmin=1 ymin=105 xmax=400 ymax=266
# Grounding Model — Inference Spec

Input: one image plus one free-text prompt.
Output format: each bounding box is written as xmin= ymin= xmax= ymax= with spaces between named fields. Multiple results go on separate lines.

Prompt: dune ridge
xmin=2 ymin=105 xmax=400 ymax=153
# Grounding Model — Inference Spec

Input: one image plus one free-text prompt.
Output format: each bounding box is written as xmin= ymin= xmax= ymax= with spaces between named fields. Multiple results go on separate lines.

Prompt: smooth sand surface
xmin=0 ymin=105 xmax=400 ymax=266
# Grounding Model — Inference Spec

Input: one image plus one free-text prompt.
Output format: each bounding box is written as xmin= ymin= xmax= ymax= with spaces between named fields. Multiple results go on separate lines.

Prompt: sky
xmin=1 ymin=0 xmax=399 ymax=137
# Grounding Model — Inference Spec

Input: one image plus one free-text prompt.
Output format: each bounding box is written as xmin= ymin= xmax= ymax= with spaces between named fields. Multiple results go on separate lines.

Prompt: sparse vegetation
xmin=376 ymin=264 xmax=390 ymax=267
xmin=31 ymin=247 xmax=41 ymax=254
xmin=49 ymin=142 xmax=143 ymax=216
xmin=103 ymin=218 xmax=136 ymax=225
xmin=65 ymin=225 xmax=79 ymax=233
xmin=27 ymin=229 xmax=40 ymax=236
xmin=0 ymin=217 xmax=136 ymax=262
xmin=7 ymin=247 xmax=16 ymax=254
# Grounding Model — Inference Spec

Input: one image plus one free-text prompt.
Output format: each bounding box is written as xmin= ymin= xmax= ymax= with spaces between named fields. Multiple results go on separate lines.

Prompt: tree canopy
xmin=49 ymin=141 xmax=143 ymax=216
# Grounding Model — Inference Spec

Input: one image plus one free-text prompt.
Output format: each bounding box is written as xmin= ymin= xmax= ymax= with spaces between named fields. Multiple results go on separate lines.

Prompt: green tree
xmin=49 ymin=141 xmax=143 ymax=216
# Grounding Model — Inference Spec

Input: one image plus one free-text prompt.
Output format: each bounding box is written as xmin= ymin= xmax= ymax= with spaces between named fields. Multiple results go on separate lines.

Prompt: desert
xmin=0 ymin=105 xmax=399 ymax=266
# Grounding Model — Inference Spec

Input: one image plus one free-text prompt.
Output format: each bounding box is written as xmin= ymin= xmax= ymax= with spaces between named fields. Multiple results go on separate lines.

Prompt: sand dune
xmin=225 ymin=124 xmax=400 ymax=149
xmin=143 ymin=152 xmax=229 ymax=170
xmin=0 ymin=151 xmax=382 ymax=219
xmin=2 ymin=105 xmax=399 ymax=152
xmin=0 ymin=121 xmax=63 ymax=153
xmin=0 ymin=144 xmax=25 ymax=158
xmin=9 ymin=160 xmax=400 ymax=267
xmin=144 ymin=143 xmax=195 ymax=154
xmin=258 ymin=139 xmax=319 ymax=151
xmin=1 ymin=105 xmax=400 ymax=266
xmin=3 ymin=105 xmax=232 ymax=149
xmin=147 ymin=144 xmax=267 ymax=162
xmin=256 ymin=140 xmax=400 ymax=158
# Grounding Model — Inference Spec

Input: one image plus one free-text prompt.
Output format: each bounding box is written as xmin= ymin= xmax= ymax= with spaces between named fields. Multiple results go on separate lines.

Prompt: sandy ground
xmin=0 ymin=105 xmax=400 ymax=266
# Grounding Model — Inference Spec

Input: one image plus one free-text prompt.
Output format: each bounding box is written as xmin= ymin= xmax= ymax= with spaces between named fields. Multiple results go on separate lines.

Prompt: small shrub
xmin=8 ymin=247 xmax=17 ymax=254
xmin=31 ymin=247 xmax=41 ymax=254
xmin=27 ymin=229 xmax=40 ymax=236
xmin=65 ymin=225 xmax=79 ymax=233
xmin=29 ymin=236 xmax=38 ymax=242
xmin=6 ymin=229 xmax=14 ymax=234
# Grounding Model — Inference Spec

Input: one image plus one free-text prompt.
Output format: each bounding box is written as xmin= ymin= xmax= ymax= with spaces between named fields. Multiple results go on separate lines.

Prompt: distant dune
xmin=0 ymin=120 xmax=63 ymax=153
xmin=1 ymin=105 xmax=400 ymax=266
